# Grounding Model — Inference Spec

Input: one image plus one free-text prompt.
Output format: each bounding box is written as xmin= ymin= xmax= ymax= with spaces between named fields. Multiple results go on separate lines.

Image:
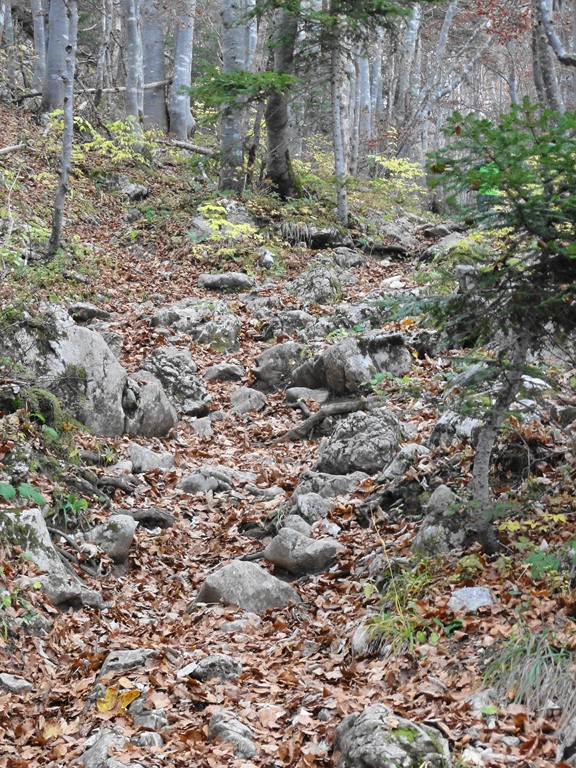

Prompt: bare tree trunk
xmin=532 ymin=0 xmax=565 ymax=111
xmin=122 ymin=0 xmax=144 ymax=132
xmin=219 ymin=0 xmax=247 ymax=193
xmin=141 ymin=0 xmax=168 ymax=130
xmin=0 ymin=0 xmax=5 ymax=45
xmin=47 ymin=0 xmax=77 ymax=258
xmin=331 ymin=45 xmax=348 ymax=225
xmin=470 ymin=331 xmax=531 ymax=554
xmin=370 ymin=27 xmax=383 ymax=137
xmin=264 ymin=5 xmax=298 ymax=198
xmin=4 ymin=1 xmax=17 ymax=93
xmin=95 ymin=0 xmax=113 ymax=106
xmin=169 ymin=0 xmax=196 ymax=139
xmin=42 ymin=0 xmax=69 ymax=110
xmin=395 ymin=3 xmax=421 ymax=115
xmin=31 ymin=0 xmax=47 ymax=90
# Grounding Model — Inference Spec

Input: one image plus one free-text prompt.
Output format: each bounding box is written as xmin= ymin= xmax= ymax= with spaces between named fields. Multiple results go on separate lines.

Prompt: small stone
xmin=204 ymin=362 xmax=245 ymax=382
xmin=230 ymin=386 xmax=267 ymax=414
xmin=100 ymin=649 xmax=155 ymax=674
xmin=131 ymin=732 xmax=164 ymax=747
xmin=448 ymin=587 xmax=495 ymax=613
xmin=0 ymin=673 xmax=33 ymax=693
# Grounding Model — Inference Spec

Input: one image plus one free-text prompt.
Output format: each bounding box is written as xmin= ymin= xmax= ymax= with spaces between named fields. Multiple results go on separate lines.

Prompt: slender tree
xmin=169 ymin=0 xmax=197 ymax=139
xmin=47 ymin=0 xmax=78 ymax=257
xmin=42 ymin=0 xmax=69 ymax=110
xmin=141 ymin=0 xmax=168 ymax=130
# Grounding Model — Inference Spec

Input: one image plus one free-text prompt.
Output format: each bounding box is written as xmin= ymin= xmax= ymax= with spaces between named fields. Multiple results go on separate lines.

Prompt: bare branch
xmin=535 ymin=0 xmax=576 ymax=67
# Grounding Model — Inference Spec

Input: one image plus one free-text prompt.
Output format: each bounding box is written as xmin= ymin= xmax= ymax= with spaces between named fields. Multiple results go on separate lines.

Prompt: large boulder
xmin=178 ymin=464 xmax=257 ymax=494
xmin=412 ymin=485 xmax=473 ymax=555
xmin=315 ymin=408 xmax=403 ymax=475
xmin=86 ymin=514 xmax=138 ymax=564
xmin=291 ymin=337 xmax=374 ymax=395
xmin=360 ymin=333 xmax=413 ymax=378
xmin=208 ymin=709 xmax=258 ymax=759
xmin=287 ymin=266 xmax=345 ymax=305
xmin=335 ymin=704 xmax=450 ymax=768
xmin=0 ymin=509 xmax=102 ymax=609
xmin=253 ymin=342 xmax=310 ymax=390
xmin=0 ymin=306 xmax=176 ymax=437
xmin=194 ymin=560 xmax=300 ymax=613
xmin=150 ymin=298 xmax=241 ymax=351
xmin=123 ymin=372 xmax=178 ymax=438
xmin=139 ymin=346 xmax=211 ymax=416
xmin=263 ymin=527 xmax=338 ymax=576
xmin=288 ymin=471 xmax=369 ymax=505
xmin=198 ymin=272 xmax=256 ymax=292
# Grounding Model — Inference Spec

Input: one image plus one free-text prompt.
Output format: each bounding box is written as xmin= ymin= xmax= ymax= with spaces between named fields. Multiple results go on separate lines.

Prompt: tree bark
xmin=94 ymin=0 xmax=113 ymax=106
xmin=264 ymin=5 xmax=299 ymax=199
xmin=219 ymin=0 xmax=248 ymax=193
xmin=470 ymin=331 xmax=531 ymax=554
xmin=122 ymin=0 xmax=144 ymax=132
xmin=141 ymin=0 xmax=168 ymax=130
xmin=47 ymin=0 xmax=78 ymax=258
xmin=331 ymin=44 xmax=348 ymax=225
xmin=31 ymin=0 xmax=47 ymax=90
xmin=42 ymin=0 xmax=69 ymax=110
xmin=169 ymin=0 xmax=197 ymax=139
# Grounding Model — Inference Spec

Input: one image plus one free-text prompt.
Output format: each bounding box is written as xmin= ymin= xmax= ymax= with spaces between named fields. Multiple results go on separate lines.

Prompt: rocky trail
xmin=1 ymin=105 xmax=576 ymax=768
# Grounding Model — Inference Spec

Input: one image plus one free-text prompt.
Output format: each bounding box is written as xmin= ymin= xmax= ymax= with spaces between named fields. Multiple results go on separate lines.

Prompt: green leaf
xmin=480 ymin=704 xmax=499 ymax=716
xmin=0 ymin=482 xmax=17 ymax=501
xmin=17 ymin=483 xmax=45 ymax=505
xmin=41 ymin=425 xmax=59 ymax=441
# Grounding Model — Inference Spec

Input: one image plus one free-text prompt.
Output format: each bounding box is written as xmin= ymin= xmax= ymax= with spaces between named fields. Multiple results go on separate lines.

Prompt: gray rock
xmin=290 ymin=471 xmax=369 ymax=502
xmin=285 ymin=387 xmax=330 ymax=405
xmin=291 ymin=337 xmax=373 ymax=395
xmin=257 ymin=309 xmax=316 ymax=341
xmin=191 ymin=417 xmax=213 ymax=437
xmin=281 ymin=515 xmax=312 ymax=536
xmin=178 ymin=464 xmax=257 ymax=494
xmin=132 ymin=709 xmax=168 ymax=730
xmin=360 ymin=332 xmax=413 ymax=378
xmin=101 ymin=649 xmax=155 ymax=674
xmin=230 ymin=386 xmax=267 ymax=414
xmin=315 ymin=408 xmax=402 ymax=475
xmin=131 ymin=732 xmax=164 ymax=747
xmin=117 ymin=175 xmax=149 ymax=201
xmin=87 ymin=514 xmax=138 ymax=563
xmin=253 ymin=341 xmax=310 ymax=390
xmin=335 ymin=704 xmax=450 ymax=768
xmin=0 ymin=509 xmax=102 ymax=609
xmin=178 ymin=653 xmax=243 ymax=682
xmin=77 ymin=728 xmax=128 ymax=768
xmin=378 ymin=219 xmax=422 ymax=252
xmin=126 ymin=506 xmax=175 ymax=529
xmin=287 ymin=267 xmax=344 ymax=304
xmin=139 ymin=346 xmax=211 ymax=416
xmin=208 ymin=709 xmax=258 ymax=758
xmin=422 ymin=231 xmax=466 ymax=260
xmin=412 ymin=485 xmax=472 ymax=556
xmin=448 ymin=587 xmax=495 ymax=612
xmin=195 ymin=560 xmax=300 ymax=613
xmin=332 ymin=247 xmax=364 ymax=268
xmin=429 ymin=409 xmax=483 ymax=447
xmin=263 ymin=528 xmax=338 ymax=575
xmin=0 ymin=673 xmax=33 ymax=693
xmin=129 ymin=443 xmax=174 ymax=473
xmin=198 ymin=272 xmax=256 ymax=292
xmin=68 ymin=302 xmax=114 ymax=323
xmin=219 ymin=613 xmax=261 ymax=633
xmin=204 ymin=362 xmax=244 ymax=381
xmin=124 ymin=372 xmax=178 ymax=438
xmin=150 ymin=298 xmax=241 ymax=351
xmin=288 ymin=493 xmax=332 ymax=523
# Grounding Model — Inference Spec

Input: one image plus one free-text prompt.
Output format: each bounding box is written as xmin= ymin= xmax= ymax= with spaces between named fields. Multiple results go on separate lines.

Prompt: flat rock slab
xmin=178 ymin=653 xmax=243 ymax=682
xmin=194 ymin=560 xmax=300 ymax=613
xmin=198 ymin=273 xmax=256 ymax=292
xmin=100 ymin=649 xmax=155 ymax=674
xmin=0 ymin=673 xmax=33 ymax=693
xmin=448 ymin=587 xmax=495 ymax=613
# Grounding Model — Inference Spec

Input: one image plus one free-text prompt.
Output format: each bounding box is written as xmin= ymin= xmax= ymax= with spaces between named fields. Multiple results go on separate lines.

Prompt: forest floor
xmin=1 ymin=103 xmax=576 ymax=768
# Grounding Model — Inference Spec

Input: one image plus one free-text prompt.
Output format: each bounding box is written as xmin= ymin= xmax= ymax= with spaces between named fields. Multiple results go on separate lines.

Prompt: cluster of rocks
xmin=2 ymin=206 xmax=573 ymax=768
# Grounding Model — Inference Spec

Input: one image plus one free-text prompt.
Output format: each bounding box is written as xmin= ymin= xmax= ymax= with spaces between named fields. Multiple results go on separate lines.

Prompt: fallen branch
xmin=157 ymin=138 xmax=216 ymax=158
xmin=274 ymin=395 xmax=389 ymax=443
xmin=0 ymin=143 xmax=26 ymax=156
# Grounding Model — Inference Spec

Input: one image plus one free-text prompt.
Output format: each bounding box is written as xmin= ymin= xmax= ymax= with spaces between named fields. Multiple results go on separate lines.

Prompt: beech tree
xmin=169 ymin=0 xmax=197 ymax=139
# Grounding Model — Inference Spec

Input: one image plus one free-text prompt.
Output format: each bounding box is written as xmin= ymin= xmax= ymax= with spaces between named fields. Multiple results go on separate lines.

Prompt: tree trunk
xmin=264 ymin=5 xmax=299 ymax=199
xmin=532 ymin=0 xmax=565 ymax=110
xmin=395 ymin=3 xmax=421 ymax=115
xmin=94 ymin=0 xmax=113 ymax=106
xmin=122 ymin=0 xmax=144 ymax=131
xmin=331 ymin=45 xmax=348 ymax=225
xmin=141 ymin=0 xmax=168 ymax=130
xmin=42 ymin=0 xmax=69 ymax=110
xmin=219 ymin=0 xmax=247 ymax=193
xmin=31 ymin=0 xmax=47 ymax=90
xmin=47 ymin=0 xmax=77 ymax=258
xmin=169 ymin=0 xmax=196 ymax=139
xmin=470 ymin=331 xmax=531 ymax=554
xmin=4 ymin=1 xmax=17 ymax=93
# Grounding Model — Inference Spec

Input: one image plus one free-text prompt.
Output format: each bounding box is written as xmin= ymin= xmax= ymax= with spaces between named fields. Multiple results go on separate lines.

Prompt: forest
xmin=0 ymin=1 xmax=576 ymax=767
